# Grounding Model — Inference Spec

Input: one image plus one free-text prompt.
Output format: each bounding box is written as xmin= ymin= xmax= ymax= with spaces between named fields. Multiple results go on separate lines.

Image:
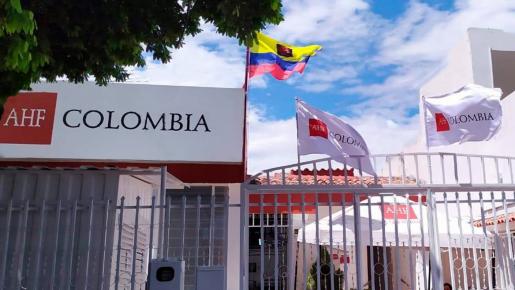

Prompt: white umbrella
xmin=297 ymin=195 xmax=488 ymax=248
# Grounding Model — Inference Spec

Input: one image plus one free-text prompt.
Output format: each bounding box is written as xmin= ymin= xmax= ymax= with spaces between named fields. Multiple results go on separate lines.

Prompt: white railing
xmin=247 ymin=152 xmax=515 ymax=189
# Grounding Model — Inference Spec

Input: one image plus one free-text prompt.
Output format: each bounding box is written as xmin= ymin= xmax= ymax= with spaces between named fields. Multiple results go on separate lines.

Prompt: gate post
xmin=158 ymin=165 xmax=166 ymax=258
xmin=239 ymin=183 xmax=249 ymax=290
xmin=353 ymin=192 xmax=364 ymax=290
xmin=426 ymin=189 xmax=443 ymax=290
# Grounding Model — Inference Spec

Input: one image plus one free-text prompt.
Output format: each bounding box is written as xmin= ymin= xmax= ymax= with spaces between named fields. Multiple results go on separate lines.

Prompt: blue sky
xmin=129 ymin=0 xmax=515 ymax=173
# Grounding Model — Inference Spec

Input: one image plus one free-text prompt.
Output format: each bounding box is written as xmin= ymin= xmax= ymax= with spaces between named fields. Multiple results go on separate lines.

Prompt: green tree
xmin=306 ymin=246 xmax=344 ymax=290
xmin=0 ymin=0 xmax=283 ymax=114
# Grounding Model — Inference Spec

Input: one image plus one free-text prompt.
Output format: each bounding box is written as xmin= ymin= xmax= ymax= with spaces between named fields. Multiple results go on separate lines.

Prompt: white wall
xmin=226 ymin=183 xmax=242 ymax=290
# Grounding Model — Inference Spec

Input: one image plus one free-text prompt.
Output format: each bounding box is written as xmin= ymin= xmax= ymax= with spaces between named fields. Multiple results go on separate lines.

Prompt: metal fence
xmin=1 ymin=152 xmax=515 ymax=290
xmin=240 ymin=152 xmax=515 ymax=290
xmin=0 ymin=186 xmax=229 ymax=290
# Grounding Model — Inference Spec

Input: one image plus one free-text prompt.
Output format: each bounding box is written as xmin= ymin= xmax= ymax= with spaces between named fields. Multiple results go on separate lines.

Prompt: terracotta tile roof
xmin=473 ymin=212 xmax=515 ymax=227
xmin=254 ymin=172 xmax=417 ymax=186
xmin=290 ymin=168 xmax=355 ymax=176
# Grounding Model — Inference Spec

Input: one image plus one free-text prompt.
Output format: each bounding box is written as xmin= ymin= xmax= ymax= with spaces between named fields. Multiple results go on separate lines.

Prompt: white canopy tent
xmin=297 ymin=195 xmax=489 ymax=248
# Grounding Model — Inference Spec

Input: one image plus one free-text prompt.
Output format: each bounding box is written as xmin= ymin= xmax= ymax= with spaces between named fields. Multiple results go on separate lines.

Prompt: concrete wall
xmin=227 ymin=183 xmax=242 ymax=290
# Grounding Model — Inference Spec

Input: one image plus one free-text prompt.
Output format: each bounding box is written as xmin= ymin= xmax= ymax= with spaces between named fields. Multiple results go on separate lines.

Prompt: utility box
xmin=196 ymin=266 xmax=225 ymax=290
xmin=148 ymin=259 xmax=185 ymax=290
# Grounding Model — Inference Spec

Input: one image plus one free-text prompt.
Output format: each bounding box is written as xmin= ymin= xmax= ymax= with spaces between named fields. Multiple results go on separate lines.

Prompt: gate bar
xmin=148 ymin=196 xmax=156 ymax=271
xmin=302 ymin=193 xmax=307 ymax=290
xmin=274 ymin=193 xmax=279 ymax=290
xmin=287 ymin=191 xmax=294 ymax=290
xmin=443 ymin=192 xmax=456 ymax=289
xmin=502 ymin=192 xmax=515 ymax=287
xmin=158 ymin=165 xmax=166 ymax=258
xmin=467 ymin=192 xmax=482 ymax=290
xmin=490 ymin=191 xmax=508 ymax=288
xmin=380 ymin=196 xmax=389 ymax=290
xmin=99 ymin=199 xmax=110 ymax=290
xmin=418 ymin=193 xmax=427 ymax=290
xmin=367 ymin=197 xmax=375 ymax=290
xmin=49 ymin=199 xmax=62 ymax=290
xmin=342 ymin=194 xmax=348 ymax=290
xmin=65 ymin=200 xmax=78 ymax=290
xmin=196 ymin=194 xmax=201 ymax=267
xmin=353 ymin=192 xmax=363 ymax=290
xmin=427 ymin=189 xmax=443 ymax=290
xmin=329 ymin=193 xmax=335 ymax=290
xmin=130 ymin=196 xmax=140 ymax=290
xmin=479 ymin=192 xmax=494 ymax=290
xmin=15 ymin=200 xmax=30 ymax=290
xmin=181 ymin=195 xmax=187 ymax=260
xmin=0 ymin=199 xmax=13 ymax=290
xmin=209 ymin=186 xmax=216 ymax=266
xmin=405 ymin=194 xmax=415 ymax=290
xmin=393 ymin=194 xmax=401 ymax=290
xmin=114 ymin=197 xmax=125 ymax=290
xmin=83 ymin=198 xmax=95 ymax=290
xmin=315 ymin=191 xmax=321 ymax=290
xmin=164 ymin=195 xmax=171 ymax=258
xmin=32 ymin=199 xmax=47 ymax=289
xmin=455 ymin=192 xmax=469 ymax=290
xmin=260 ymin=194 xmax=264 ymax=290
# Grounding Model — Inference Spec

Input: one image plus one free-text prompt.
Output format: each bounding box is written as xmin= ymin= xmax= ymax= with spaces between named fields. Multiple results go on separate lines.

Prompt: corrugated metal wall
xmin=0 ymin=169 xmax=120 ymax=290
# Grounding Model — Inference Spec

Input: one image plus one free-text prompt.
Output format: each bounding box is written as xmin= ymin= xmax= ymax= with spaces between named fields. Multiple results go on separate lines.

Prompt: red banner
xmin=382 ymin=204 xmax=417 ymax=219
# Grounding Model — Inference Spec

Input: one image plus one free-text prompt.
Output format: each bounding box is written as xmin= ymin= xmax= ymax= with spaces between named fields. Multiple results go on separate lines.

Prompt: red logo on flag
xmin=435 ymin=113 xmax=450 ymax=132
xmin=382 ymin=204 xmax=417 ymax=219
xmin=276 ymin=43 xmax=293 ymax=57
xmin=309 ymin=119 xmax=328 ymax=139
xmin=0 ymin=92 xmax=57 ymax=144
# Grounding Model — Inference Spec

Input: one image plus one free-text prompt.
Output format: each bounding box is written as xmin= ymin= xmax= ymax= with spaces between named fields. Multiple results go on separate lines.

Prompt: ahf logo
xmin=308 ymin=118 xmax=328 ymax=139
xmin=0 ymin=92 xmax=57 ymax=144
xmin=435 ymin=113 xmax=450 ymax=132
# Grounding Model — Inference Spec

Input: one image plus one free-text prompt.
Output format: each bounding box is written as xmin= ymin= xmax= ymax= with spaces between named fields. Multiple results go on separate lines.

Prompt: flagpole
xmin=242 ymin=46 xmax=250 ymax=178
xmin=295 ymin=97 xmax=301 ymax=163
xmin=244 ymin=47 xmax=250 ymax=94
xmin=422 ymin=96 xmax=430 ymax=152
xmin=295 ymin=98 xmax=302 ymax=181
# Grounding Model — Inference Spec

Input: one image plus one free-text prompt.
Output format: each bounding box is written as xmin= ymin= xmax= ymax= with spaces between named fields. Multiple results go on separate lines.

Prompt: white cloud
xmin=377 ymin=0 xmax=515 ymax=67
xmin=247 ymin=105 xmax=298 ymax=174
xmin=269 ymin=0 xmax=374 ymax=43
xmin=259 ymin=0 xmax=383 ymax=93
xmin=127 ymin=42 xmax=245 ymax=88
xmin=127 ymin=23 xmax=247 ymax=88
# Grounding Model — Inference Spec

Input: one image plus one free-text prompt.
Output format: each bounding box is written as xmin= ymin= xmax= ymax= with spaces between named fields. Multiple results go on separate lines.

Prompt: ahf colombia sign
xmin=0 ymin=82 xmax=245 ymax=163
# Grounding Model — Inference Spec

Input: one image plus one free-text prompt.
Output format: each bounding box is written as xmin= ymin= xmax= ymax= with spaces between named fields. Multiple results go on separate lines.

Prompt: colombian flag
xmin=249 ymin=32 xmax=322 ymax=80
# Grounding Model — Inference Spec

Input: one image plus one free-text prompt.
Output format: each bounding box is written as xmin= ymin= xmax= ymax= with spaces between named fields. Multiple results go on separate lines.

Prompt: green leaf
xmin=0 ymin=0 xmax=284 ymax=106
xmin=9 ymin=0 xmax=23 ymax=13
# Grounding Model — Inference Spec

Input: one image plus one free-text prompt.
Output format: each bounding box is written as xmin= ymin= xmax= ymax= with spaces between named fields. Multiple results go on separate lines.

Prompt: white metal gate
xmin=240 ymin=153 xmax=515 ymax=290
